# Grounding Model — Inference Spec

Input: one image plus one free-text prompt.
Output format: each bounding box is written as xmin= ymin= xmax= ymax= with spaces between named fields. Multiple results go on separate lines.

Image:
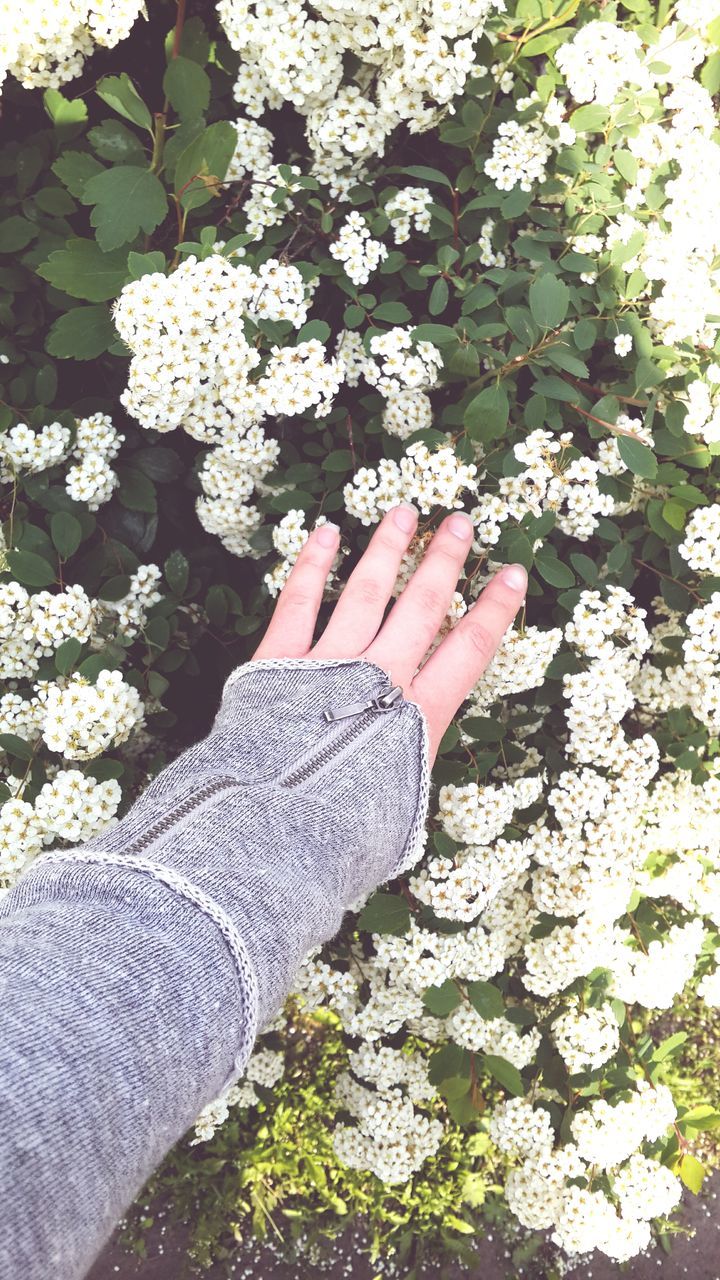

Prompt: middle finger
xmin=364 ymin=510 xmax=474 ymax=688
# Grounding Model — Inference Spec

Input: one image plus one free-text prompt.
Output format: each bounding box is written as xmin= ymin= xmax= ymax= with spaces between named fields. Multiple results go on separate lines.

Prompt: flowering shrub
xmin=3 ymin=0 xmax=720 ymax=1269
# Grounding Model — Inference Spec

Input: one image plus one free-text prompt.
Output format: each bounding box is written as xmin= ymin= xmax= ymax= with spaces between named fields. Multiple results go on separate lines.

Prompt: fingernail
xmin=500 ymin=563 xmax=528 ymax=592
xmin=393 ymin=502 xmax=418 ymax=533
xmin=448 ymin=511 xmax=474 ymax=539
xmin=316 ymin=522 xmax=339 ymax=548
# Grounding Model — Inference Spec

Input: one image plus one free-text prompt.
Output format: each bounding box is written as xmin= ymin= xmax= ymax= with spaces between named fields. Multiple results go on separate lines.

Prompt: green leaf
xmin=429 ymin=277 xmax=449 ymax=316
xmin=50 ymin=512 xmax=82 ymax=559
xmin=617 ymin=434 xmax=658 ymax=479
xmin=423 ymin=981 xmax=462 ymax=1016
xmin=96 ymin=74 xmax=153 ymax=133
xmin=55 ymin=637 xmax=83 ymax=675
xmin=115 ymin=466 xmax=157 ymax=513
xmin=163 ymin=57 xmax=211 ymax=120
xmin=467 ymin=980 xmax=505 ymax=1020
xmin=88 ymin=119 xmax=147 ymax=162
xmin=529 ymin=275 xmax=570 ymax=330
xmin=357 ymin=891 xmax=411 ymax=936
xmin=322 ymin=449 xmax=353 ymax=472
xmin=569 ymin=104 xmax=608 ymax=133
xmin=0 ymin=734 xmax=33 ymax=761
xmin=465 ymin=384 xmax=509 ymax=441
xmin=43 ymin=89 xmax=88 ymax=129
xmin=411 ymin=324 xmax=457 ymax=344
xmin=51 ymin=151 xmax=104 ymax=199
xmin=81 ymin=167 xmax=168 ymax=252
xmin=0 ymin=217 xmax=38 ymax=253
xmin=127 ymin=250 xmax=166 ymax=281
xmin=296 ymin=319 xmax=331 ymax=344
xmin=164 ymin=549 xmax=189 ymax=595
xmin=614 ymin=150 xmax=639 ymax=184
xmin=5 ymin=549 xmax=55 ymax=587
xmin=373 ymin=301 xmax=412 ymax=323
xmin=534 ymin=547 xmax=575 ymax=589
xmin=679 ymin=1154 xmax=705 ymax=1195
xmin=482 ymin=1054 xmax=525 ymax=1097
xmin=174 ymin=121 xmax=238 ymax=210
xmin=652 ymin=1031 xmax=688 ymax=1063
xmin=47 ymin=306 xmax=116 ymax=360
xmin=400 ymin=165 xmax=452 ymax=188
xmin=37 ymin=240 xmax=129 ymax=302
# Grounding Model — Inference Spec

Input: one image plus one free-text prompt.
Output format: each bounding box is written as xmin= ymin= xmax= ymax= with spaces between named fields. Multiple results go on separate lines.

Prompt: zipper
xmin=124 ymin=776 xmax=239 ymax=855
xmin=281 ymin=684 xmax=404 ymax=788
xmin=121 ymin=682 xmax=405 ymax=842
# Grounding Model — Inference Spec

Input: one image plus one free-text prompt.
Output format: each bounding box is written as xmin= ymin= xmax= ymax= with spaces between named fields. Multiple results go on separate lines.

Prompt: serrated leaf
xmin=43 ymin=89 xmax=88 ymax=129
xmin=37 ymin=239 xmax=129 ymax=302
xmin=81 ymin=167 xmax=168 ymax=252
xmin=51 ymin=151 xmax=104 ymax=198
xmin=96 ymin=74 xmax=152 ymax=132
xmin=174 ymin=121 xmax=238 ymax=210
xmin=88 ymin=119 xmax=146 ymax=162
xmin=163 ymin=57 xmax=211 ymax=120
xmin=47 ymin=306 xmax=116 ymax=360
xmin=423 ymin=980 xmax=462 ymax=1016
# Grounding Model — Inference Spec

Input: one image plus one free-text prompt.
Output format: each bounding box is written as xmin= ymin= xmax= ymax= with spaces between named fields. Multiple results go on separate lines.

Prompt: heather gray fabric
xmin=0 ymin=656 xmax=431 ymax=1280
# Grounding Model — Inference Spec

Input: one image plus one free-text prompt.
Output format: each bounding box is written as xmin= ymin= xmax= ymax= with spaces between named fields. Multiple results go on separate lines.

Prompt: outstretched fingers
xmin=312 ymin=503 xmax=419 ymax=658
xmin=409 ymin=563 xmax=528 ymax=761
xmin=251 ymin=522 xmax=341 ymax=659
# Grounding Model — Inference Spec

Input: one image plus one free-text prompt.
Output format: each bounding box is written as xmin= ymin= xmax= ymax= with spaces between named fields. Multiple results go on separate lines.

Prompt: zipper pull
xmin=322 ymin=684 xmax=404 ymax=722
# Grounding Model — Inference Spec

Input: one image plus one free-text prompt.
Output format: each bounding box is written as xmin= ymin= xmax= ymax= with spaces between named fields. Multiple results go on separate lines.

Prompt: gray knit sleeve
xmin=0 ymin=657 xmax=431 ymax=1279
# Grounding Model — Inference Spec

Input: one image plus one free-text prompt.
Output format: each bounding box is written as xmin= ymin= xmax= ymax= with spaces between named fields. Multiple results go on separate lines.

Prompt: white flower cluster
xmin=551 ymin=1001 xmax=620 ymax=1074
xmin=384 ymin=187 xmax=433 ymax=244
xmin=329 ymin=211 xmax=388 ymax=286
xmin=333 ymin=1071 xmax=443 ymax=1184
xmin=0 ymin=581 xmax=98 ymax=681
xmin=0 ymin=413 xmax=123 ymax=510
xmin=678 ymin=503 xmax=720 ymax=576
xmin=217 ymin=0 xmax=504 ymax=184
xmin=681 ymin=373 xmax=720 ymax=446
xmin=344 ymin=440 xmax=477 ymax=524
xmin=491 ymin=1086 xmax=680 ymax=1261
xmin=1 ymin=0 xmax=144 ymax=93
xmin=41 ymin=670 xmax=144 ymax=760
xmin=192 ymin=1046 xmax=285 ymax=1143
xmin=484 ymin=95 xmax=575 ymax=193
xmin=113 ymin=254 xmax=321 ymax=439
xmin=113 ymin=253 xmax=347 ymax=558
xmin=65 ymin=412 xmax=124 ymax=510
xmin=556 ymin=21 xmax=649 ymax=106
xmin=0 ymin=769 xmax=120 ymax=881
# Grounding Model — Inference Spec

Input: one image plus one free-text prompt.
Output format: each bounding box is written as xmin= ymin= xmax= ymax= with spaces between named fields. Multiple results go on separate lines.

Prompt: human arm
xmin=0 ymin=503 xmax=527 ymax=1278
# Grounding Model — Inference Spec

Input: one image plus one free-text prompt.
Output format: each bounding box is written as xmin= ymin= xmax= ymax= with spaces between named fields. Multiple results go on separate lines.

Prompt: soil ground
xmin=89 ymin=1177 xmax=720 ymax=1280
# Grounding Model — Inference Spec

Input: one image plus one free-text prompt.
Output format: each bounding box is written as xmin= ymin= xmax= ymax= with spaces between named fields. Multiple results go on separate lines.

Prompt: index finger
xmin=408 ymin=563 xmax=527 ymax=748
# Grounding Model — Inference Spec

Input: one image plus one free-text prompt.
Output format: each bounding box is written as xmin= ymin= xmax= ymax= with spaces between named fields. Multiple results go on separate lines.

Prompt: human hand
xmin=251 ymin=504 xmax=527 ymax=762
